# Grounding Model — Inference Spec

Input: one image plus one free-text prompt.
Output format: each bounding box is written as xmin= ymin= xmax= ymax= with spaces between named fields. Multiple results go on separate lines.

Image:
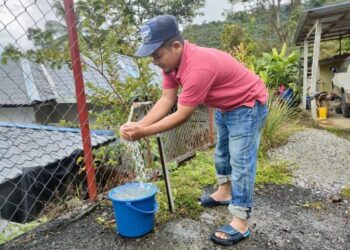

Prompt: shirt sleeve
xmin=178 ymin=69 xmax=217 ymax=107
xmin=162 ymin=71 xmax=179 ymax=89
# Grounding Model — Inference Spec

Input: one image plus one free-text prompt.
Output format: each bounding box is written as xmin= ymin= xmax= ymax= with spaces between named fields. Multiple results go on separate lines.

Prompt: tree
xmin=227 ymin=0 xmax=303 ymax=46
xmin=221 ymin=24 xmax=245 ymax=51
xmin=3 ymin=0 xmax=205 ymax=127
xmin=182 ymin=21 xmax=226 ymax=48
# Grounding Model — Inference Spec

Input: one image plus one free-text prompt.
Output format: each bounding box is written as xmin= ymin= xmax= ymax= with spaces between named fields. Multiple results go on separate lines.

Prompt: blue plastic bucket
xmin=281 ymin=88 xmax=294 ymax=105
xmin=108 ymin=182 xmax=158 ymax=237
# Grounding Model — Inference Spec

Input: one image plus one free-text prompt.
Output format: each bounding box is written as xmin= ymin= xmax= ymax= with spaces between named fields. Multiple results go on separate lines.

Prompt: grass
xmin=154 ymin=149 xmax=294 ymax=224
xmin=259 ymin=94 xmax=307 ymax=155
xmin=301 ymin=201 xmax=324 ymax=210
xmin=322 ymin=127 xmax=350 ymax=141
xmin=341 ymin=186 xmax=350 ymax=199
xmin=155 ymin=151 xmax=216 ymax=224
xmin=256 ymin=159 xmax=293 ymax=187
xmin=0 ymin=217 xmax=48 ymax=245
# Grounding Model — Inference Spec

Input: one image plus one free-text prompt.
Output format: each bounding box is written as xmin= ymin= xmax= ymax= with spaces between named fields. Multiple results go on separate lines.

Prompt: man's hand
xmin=119 ymin=122 xmax=145 ymax=141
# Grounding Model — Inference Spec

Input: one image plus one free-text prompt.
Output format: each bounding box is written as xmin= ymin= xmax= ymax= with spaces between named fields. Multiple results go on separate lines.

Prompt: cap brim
xmin=135 ymin=41 xmax=163 ymax=57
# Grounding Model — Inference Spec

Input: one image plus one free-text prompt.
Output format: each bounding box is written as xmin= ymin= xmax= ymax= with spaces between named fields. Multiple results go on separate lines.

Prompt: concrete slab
xmin=318 ymin=110 xmax=350 ymax=129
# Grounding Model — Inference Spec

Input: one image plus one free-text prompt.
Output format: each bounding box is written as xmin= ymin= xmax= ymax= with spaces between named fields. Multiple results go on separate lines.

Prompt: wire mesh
xmin=0 ymin=0 xmax=215 ymax=244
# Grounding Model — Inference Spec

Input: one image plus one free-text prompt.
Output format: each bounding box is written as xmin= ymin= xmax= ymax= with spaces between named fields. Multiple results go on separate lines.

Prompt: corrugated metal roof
xmin=0 ymin=60 xmax=27 ymax=105
xmin=294 ymin=2 xmax=350 ymax=45
xmin=0 ymin=55 xmax=162 ymax=106
xmin=0 ymin=122 xmax=115 ymax=184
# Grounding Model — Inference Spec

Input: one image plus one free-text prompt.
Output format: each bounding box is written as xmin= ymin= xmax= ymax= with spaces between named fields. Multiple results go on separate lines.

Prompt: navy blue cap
xmin=135 ymin=15 xmax=180 ymax=57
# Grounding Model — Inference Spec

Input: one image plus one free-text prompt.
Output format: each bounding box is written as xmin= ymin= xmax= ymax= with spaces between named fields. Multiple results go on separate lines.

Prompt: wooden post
xmin=157 ymin=135 xmax=175 ymax=213
xmin=208 ymin=107 xmax=214 ymax=144
xmin=303 ymin=40 xmax=308 ymax=110
xmin=310 ymin=20 xmax=322 ymax=120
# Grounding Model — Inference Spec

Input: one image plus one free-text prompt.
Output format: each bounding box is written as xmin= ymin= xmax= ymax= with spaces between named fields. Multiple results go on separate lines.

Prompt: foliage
xmin=1 ymin=45 xmax=24 ymax=64
xmin=343 ymin=38 xmax=350 ymax=53
xmin=255 ymin=44 xmax=299 ymax=90
xmin=227 ymin=0 xmax=303 ymax=47
xmin=230 ymin=42 xmax=257 ymax=71
xmin=301 ymin=201 xmax=324 ymax=210
xmin=0 ymin=217 xmax=48 ymax=245
xmin=182 ymin=21 xmax=226 ymax=48
xmin=1 ymin=0 xmax=204 ymax=103
xmin=0 ymin=0 xmax=206 ymax=201
xmin=341 ymin=186 xmax=350 ymax=199
xmin=320 ymin=38 xmax=350 ymax=60
xmin=155 ymin=151 xmax=216 ymax=223
xmin=219 ymin=19 xmax=258 ymax=71
xmin=256 ymin=160 xmax=293 ymax=186
xmin=0 ymin=0 xmax=204 ymax=130
xmin=260 ymin=91 xmax=299 ymax=153
xmin=223 ymin=0 xmax=347 ymax=52
xmin=221 ymin=24 xmax=246 ymax=51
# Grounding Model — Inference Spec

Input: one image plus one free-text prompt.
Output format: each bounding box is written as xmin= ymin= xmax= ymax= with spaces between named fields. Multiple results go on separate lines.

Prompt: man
xmin=120 ymin=15 xmax=268 ymax=246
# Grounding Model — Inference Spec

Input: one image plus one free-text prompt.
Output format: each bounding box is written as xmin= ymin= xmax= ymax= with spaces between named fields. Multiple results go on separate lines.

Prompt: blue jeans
xmin=214 ymin=101 xmax=268 ymax=220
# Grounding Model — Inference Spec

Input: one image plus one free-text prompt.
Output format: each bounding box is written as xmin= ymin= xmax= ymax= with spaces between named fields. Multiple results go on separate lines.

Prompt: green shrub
xmin=256 ymin=44 xmax=299 ymax=91
xmin=155 ymin=151 xmax=216 ymax=224
xmin=261 ymin=92 xmax=298 ymax=153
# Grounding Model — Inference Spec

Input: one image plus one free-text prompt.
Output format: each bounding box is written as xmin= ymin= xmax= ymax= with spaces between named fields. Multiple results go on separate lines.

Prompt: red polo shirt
xmin=162 ymin=41 xmax=268 ymax=111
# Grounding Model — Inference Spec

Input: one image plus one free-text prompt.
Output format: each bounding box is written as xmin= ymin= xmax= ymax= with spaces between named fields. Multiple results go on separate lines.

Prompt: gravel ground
xmin=2 ymin=184 xmax=349 ymax=250
xmin=2 ymin=128 xmax=350 ymax=250
xmin=269 ymin=128 xmax=350 ymax=195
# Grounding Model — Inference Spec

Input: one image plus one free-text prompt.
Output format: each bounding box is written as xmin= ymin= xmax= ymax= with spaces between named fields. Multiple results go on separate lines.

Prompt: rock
xmin=199 ymin=212 xmax=215 ymax=225
xmin=331 ymin=195 xmax=342 ymax=203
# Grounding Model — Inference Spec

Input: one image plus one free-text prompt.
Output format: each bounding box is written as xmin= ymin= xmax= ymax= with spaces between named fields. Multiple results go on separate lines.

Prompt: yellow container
xmin=318 ymin=107 xmax=328 ymax=120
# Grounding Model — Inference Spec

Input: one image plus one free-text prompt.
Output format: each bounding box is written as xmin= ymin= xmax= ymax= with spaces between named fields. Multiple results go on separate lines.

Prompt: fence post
xmin=63 ymin=0 xmax=97 ymax=201
xmin=208 ymin=107 xmax=214 ymax=144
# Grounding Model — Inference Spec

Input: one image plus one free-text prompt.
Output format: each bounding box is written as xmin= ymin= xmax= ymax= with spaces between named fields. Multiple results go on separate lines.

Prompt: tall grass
xmin=260 ymin=92 xmax=298 ymax=154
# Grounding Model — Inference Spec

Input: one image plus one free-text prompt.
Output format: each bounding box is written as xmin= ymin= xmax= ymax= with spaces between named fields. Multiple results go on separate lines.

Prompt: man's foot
xmin=211 ymin=182 xmax=232 ymax=201
xmin=200 ymin=183 xmax=232 ymax=207
xmin=214 ymin=217 xmax=248 ymax=240
xmin=200 ymin=195 xmax=230 ymax=207
xmin=210 ymin=222 xmax=250 ymax=246
xmin=210 ymin=190 xmax=231 ymax=202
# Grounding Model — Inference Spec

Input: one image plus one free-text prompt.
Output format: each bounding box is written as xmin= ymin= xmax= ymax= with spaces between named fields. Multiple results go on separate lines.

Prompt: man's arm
xmin=120 ymin=103 xmax=196 ymax=140
xmin=142 ymin=103 xmax=196 ymax=136
xmin=138 ymin=87 xmax=179 ymax=126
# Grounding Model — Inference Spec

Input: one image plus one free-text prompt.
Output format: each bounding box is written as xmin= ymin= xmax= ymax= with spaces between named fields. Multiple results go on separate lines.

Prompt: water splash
xmin=122 ymin=140 xmax=146 ymax=185
xmin=112 ymin=184 xmax=153 ymax=200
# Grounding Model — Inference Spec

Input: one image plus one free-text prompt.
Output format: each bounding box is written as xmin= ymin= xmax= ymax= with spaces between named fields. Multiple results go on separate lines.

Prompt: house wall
xmin=319 ymin=61 xmax=343 ymax=93
xmin=35 ymin=103 xmax=79 ymax=124
xmin=0 ymin=104 xmax=108 ymax=125
xmin=35 ymin=103 xmax=106 ymax=125
xmin=0 ymin=107 xmax=36 ymax=123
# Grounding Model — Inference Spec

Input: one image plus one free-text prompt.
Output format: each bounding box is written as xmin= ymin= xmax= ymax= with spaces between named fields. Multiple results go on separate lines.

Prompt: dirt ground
xmin=2 ymin=127 xmax=350 ymax=250
xmin=2 ymin=183 xmax=349 ymax=250
xmin=318 ymin=111 xmax=350 ymax=130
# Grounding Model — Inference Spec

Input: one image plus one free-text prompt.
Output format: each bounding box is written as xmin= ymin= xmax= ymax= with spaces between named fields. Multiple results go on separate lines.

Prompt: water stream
xmin=122 ymin=140 xmax=146 ymax=184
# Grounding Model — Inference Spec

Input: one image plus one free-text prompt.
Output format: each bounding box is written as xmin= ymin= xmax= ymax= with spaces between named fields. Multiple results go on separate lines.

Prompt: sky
xmin=0 ymin=0 xmax=55 ymax=51
xmin=0 ymin=0 xmax=244 ymax=51
xmin=193 ymin=0 xmax=244 ymax=24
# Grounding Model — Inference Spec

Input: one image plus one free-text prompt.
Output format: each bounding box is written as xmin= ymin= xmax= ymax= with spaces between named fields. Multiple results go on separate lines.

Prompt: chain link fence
xmin=0 ymin=0 xmax=215 ymax=244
